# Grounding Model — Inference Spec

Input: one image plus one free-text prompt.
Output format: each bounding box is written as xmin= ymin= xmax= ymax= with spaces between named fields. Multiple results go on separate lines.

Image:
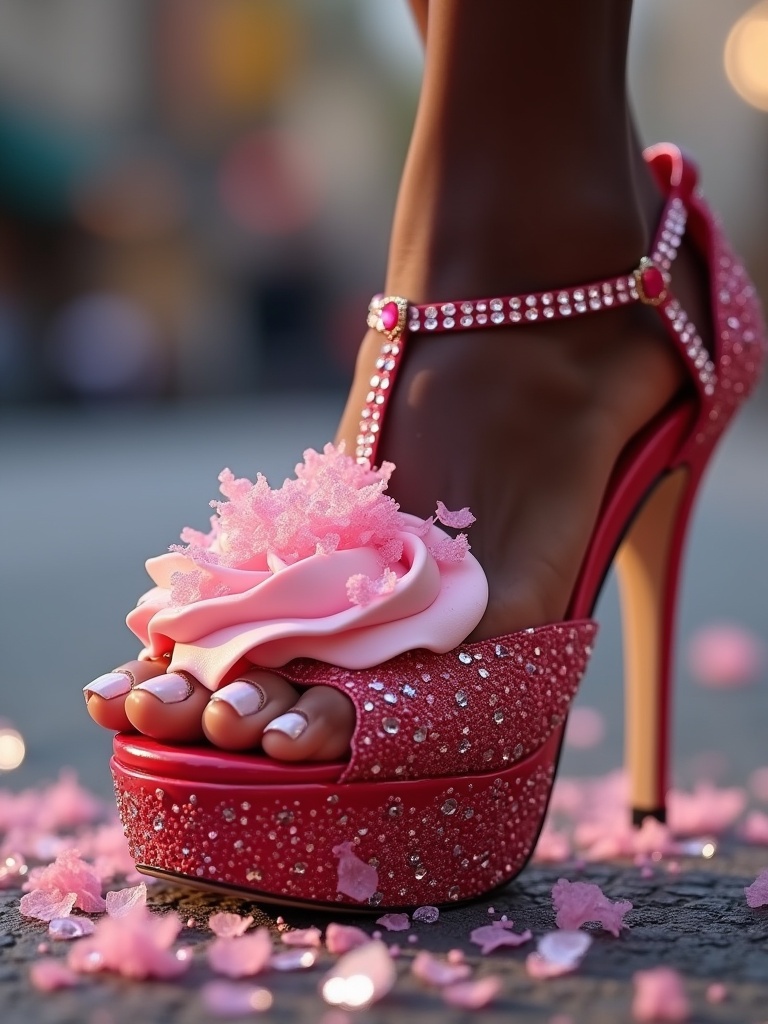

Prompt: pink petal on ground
xmin=687 ymin=623 xmax=764 ymax=688
xmin=470 ymin=920 xmax=533 ymax=955
xmin=209 ymin=912 xmax=254 ymax=938
xmin=20 ymin=889 xmax=77 ymax=922
xmin=706 ymin=982 xmax=728 ymax=1004
xmin=552 ymin=878 xmax=632 ymax=936
xmin=24 ymin=849 xmax=106 ymax=913
xmin=325 ymin=923 xmax=370 ymax=955
xmin=29 ymin=958 xmax=80 ymax=992
xmin=375 ymin=913 xmax=410 ymax=932
xmin=411 ymin=950 xmax=471 ymax=986
xmin=208 ymin=929 xmax=273 ymax=978
xmin=68 ymin=905 xmax=187 ymax=980
xmin=333 ymin=842 xmax=378 ymax=903
xmin=442 ymin=975 xmax=502 ymax=1008
xmin=435 ymin=501 xmax=476 ymax=529
xmin=632 ymin=967 xmax=690 ymax=1022
xmin=564 ymin=706 xmax=605 ymax=749
xmin=105 ymin=882 xmax=147 ymax=918
xmin=668 ymin=783 xmax=746 ymax=836
xmin=745 ymin=868 xmax=768 ymax=908
xmin=49 ymin=917 xmax=96 ymax=940
xmin=526 ymin=931 xmax=592 ymax=979
xmin=320 ymin=941 xmax=396 ymax=1010
xmin=281 ymin=926 xmax=322 ymax=947
xmin=201 ymin=980 xmax=273 ymax=1016
xmin=741 ymin=811 xmax=768 ymax=845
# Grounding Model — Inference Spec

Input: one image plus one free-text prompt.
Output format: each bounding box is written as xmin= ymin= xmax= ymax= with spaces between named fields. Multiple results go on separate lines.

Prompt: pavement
xmin=1 ymin=393 xmax=768 ymax=1022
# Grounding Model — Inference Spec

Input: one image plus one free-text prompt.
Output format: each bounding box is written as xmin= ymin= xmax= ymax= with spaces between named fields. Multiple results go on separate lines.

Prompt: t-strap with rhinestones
xmin=355 ymin=192 xmax=715 ymax=466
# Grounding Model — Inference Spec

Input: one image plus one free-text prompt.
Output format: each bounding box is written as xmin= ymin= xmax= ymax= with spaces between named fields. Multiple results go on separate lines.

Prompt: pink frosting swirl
xmin=127 ymin=445 xmax=488 ymax=690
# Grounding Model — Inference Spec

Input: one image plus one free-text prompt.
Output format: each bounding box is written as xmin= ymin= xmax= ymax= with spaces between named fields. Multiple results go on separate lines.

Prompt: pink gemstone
xmin=641 ymin=265 xmax=665 ymax=299
xmin=380 ymin=302 xmax=399 ymax=332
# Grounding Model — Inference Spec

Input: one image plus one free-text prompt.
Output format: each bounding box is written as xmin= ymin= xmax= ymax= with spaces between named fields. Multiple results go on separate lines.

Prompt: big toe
xmin=84 ymin=660 xmax=160 ymax=732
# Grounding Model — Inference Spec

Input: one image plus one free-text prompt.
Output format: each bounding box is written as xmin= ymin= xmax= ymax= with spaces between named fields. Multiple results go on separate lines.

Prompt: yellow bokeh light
xmin=725 ymin=3 xmax=768 ymax=111
xmin=0 ymin=729 xmax=25 ymax=771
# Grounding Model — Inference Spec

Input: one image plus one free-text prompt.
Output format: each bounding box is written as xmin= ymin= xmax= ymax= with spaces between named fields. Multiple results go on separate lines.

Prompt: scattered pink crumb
xmin=408 ymin=934 xmax=418 ymax=944
xmin=37 ymin=942 xmax=49 ymax=954
xmin=745 ymin=868 xmax=768 ymax=908
xmin=667 ymin=861 xmax=681 ymax=874
xmin=207 ymin=929 xmax=273 ymax=978
xmin=68 ymin=905 xmax=188 ymax=980
xmin=470 ymin=920 xmax=533 ymax=955
xmin=487 ymin=907 xmax=495 ymax=915
xmin=375 ymin=913 xmax=410 ymax=932
xmin=105 ymin=882 xmax=147 ymax=918
xmin=29 ymin=958 xmax=80 ymax=992
xmin=372 ymin=930 xmax=382 ymax=940
xmin=24 ymin=849 xmax=106 ymax=913
xmin=201 ymin=980 xmax=273 ymax=1016
xmin=187 ymin=917 xmax=196 ymax=928
xmin=412 ymin=950 xmax=471 ymax=987
xmin=208 ymin=912 xmax=254 ymax=938
xmin=435 ymin=501 xmax=476 ymax=529
xmin=333 ymin=842 xmax=378 ymax=902
xmin=741 ymin=811 xmax=768 ymax=845
xmin=526 ymin=931 xmax=592 ymax=979
xmin=564 ymin=706 xmax=606 ymax=749
xmin=687 ymin=623 xmax=764 ymax=688
xmin=20 ymin=889 xmax=77 ymax=922
xmin=640 ymin=866 xmax=655 ymax=879
xmin=281 ymin=926 xmax=322 ymax=948
xmin=632 ymin=967 xmax=690 ymax=1022
xmin=706 ymin=982 xmax=728 ymax=1004
xmin=447 ymin=949 xmax=465 ymax=964
xmin=325 ymin=923 xmax=370 ymax=955
xmin=442 ymin=976 xmax=502 ymax=1008
xmin=388 ymin=945 xmax=400 ymax=957
xmin=552 ymin=878 xmax=632 ymax=936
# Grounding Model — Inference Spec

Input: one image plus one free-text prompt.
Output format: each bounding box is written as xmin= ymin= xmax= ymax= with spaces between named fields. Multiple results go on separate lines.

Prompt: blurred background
xmin=0 ymin=0 xmax=767 ymax=794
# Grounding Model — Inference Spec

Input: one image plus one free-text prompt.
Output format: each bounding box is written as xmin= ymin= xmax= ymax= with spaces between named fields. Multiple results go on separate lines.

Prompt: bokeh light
xmin=321 ymin=973 xmax=376 ymax=1010
xmin=0 ymin=726 xmax=25 ymax=771
xmin=725 ymin=2 xmax=768 ymax=111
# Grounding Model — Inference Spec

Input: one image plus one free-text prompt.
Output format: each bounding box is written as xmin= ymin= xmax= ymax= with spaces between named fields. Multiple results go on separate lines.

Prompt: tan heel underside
xmin=615 ymin=467 xmax=691 ymax=816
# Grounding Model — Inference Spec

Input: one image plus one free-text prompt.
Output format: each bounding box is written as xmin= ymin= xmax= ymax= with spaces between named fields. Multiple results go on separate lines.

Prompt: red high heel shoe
xmin=111 ymin=144 xmax=765 ymax=909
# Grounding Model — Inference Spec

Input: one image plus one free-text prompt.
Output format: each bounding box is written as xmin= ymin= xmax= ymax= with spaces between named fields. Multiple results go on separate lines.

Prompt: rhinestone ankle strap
xmin=356 ymin=194 xmax=714 ymax=466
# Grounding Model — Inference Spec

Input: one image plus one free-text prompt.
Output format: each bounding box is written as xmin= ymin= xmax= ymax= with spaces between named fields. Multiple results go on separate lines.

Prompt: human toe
xmin=124 ymin=670 xmax=209 ymax=742
xmin=202 ymin=671 xmax=299 ymax=751
xmin=260 ymin=685 xmax=355 ymax=761
xmin=84 ymin=660 xmax=158 ymax=732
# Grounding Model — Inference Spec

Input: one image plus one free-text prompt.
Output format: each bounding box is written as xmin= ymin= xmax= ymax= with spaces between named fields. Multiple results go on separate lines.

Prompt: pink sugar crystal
xmin=333 ymin=841 xmax=378 ymax=902
xmin=105 ymin=882 xmax=147 ymax=918
xmin=209 ymin=912 xmax=254 ymax=938
xmin=632 ymin=967 xmax=690 ymax=1022
xmin=208 ymin=929 xmax=273 ymax=978
xmin=668 ymin=783 xmax=746 ymax=836
xmin=442 ymin=975 xmax=502 ymax=1008
xmin=411 ymin=950 xmax=471 ymax=987
xmin=346 ymin=569 xmax=397 ymax=607
xmin=745 ymin=868 xmax=768 ymax=907
xmin=428 ymin=533 xmax=470 ymax=563
xmin=552 ymin=878 xmax=632 ymax=936
xmin=68 ymin=905 xmax=188 ymax=980
xmin=24 ymin=849 xmax=106 ymax=913
xmin=435 ymin=501 xmax=476 ymax=529
xmin=469 ymin=919 xmax=532 ymax=954
xmin=375 ymin=913 xmax=410 ymax=932
xmin=20 ymin=889 xmax=77 ymax=922
xmin=281 ymin=926 xmax=322 ymax=947
xmin=30 ymin=958 xmax=80 ymax=992
xmin=325 ymin=923 xmax=370 ymax=955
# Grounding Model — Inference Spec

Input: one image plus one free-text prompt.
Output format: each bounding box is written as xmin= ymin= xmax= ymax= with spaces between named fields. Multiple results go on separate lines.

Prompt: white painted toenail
xmin=210 ymin=680 xmax=266 ymax=717
xmin=263 ymin=711 xmax=308 ymax=740
xmin=83 ymin=672 xmax=132 ymax=702
xmin=134 ymin=673 xmax=194 ymax=704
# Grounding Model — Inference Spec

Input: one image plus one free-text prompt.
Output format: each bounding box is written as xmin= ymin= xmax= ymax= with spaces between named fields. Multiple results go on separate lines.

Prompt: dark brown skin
xmin=88 ymin=0 xmax=710 ymax=759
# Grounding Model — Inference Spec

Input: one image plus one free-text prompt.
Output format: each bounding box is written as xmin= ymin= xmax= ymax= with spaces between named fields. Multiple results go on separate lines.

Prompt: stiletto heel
xmin=616 ymin=464 xmax=704 ymax=826
xmin=108 ymin=144 xmax=765 ymax=908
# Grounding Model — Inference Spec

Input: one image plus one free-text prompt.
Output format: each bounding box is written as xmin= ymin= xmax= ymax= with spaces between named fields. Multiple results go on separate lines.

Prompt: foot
xmin=85 ymin=152 xmax=711 ymax=762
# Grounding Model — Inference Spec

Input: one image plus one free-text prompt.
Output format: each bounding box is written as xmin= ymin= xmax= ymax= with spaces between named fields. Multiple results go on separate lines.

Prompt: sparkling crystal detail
xmin=458 ymin=652 xmax=473 ymax=664
xmin=382 ymin=717 xmax=399 ymax=735
xmin=441 ymin=798 xmax=458 ymax=816
xmin=455 ymin=690 xmax=469 ymax=708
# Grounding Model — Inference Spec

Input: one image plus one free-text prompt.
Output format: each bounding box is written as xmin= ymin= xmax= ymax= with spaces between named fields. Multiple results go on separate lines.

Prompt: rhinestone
xmin=388 ymin=804 xmax=403 ymax=817
xmin=222 ymin=808 xmax=236 ymax=822
xmin=495 ymin=644 xmax=510 ymax=657
xmin=557 ymin=291 xmax=570 ymax=303
xmin=402 ymin=684 xmax=417 ymax=698
xmin=413 ymin=905 xmax=440 ymax=923
xmin=152 ymin=816 xmax=164 ymax=832
xmin=460 ymin=315 xmax=474 ymax=327
xmin=246 ymin=868 xmax=263 ymax=882
xmin=513 ymin=743 xmax=524 ymax=759
xmin=461 ymin=302 xmax=473 ymax=314
xmin=413 ymin=728 xmax=427 ymax=743
xmin=382 ymin=717 xmax=399 ymax=735
xmin=458 ymin=652 xmax=473 ymax=664
xmin=455 ymin=690 xmax=469 ymax=708
xmin=414 ymin=864 xmax=428 ymax=879
xmin=575 ymin=302 xmax=587 ymax=313
xmin=371 ymin=764 xmax=381 ymax=775
xmin=458 ymin=739 xmax=471 ymax=754
xmin=490 ymin=298 xmax=503 ymax=311
xmin=425 ymin=306 xmax=437 ymax=318
xmin=589 ymin=297 xmax=602 ymax=310
xmin=293 ymin=862 xmax=306 ymax=874
xmin=364 ymin=701 xmax=374 ymax=711
xmin=483 ymin=749 xmax=494 ymax=762
xmin=476 ymin=302 xmax=487 ymax=312
xmin=525 ymin=295 xmax=537 ymax=307
xmin=425 ymin=320 xmax=437 ymax=330
xmin=443 ymin=316 xmax=455 ymax=329
xmin=543 ymin=307 xmax=555 ymax=318
xmin=509 ymin=297 xmax=522 ymax=310
xmin=369 ymin=680 xmax=384 ymax=690
xmin=384 ymin=693 xmax=397 ymax=704
xmin=368 ymin=892 xmax=384 ymax=906
xmin=408 ymin=852 xmax=422 ymax=865
xmin=448 ymin=885 xmax=460 ymax=899
xmin=463 ymin=808 xmax=474 ymax=819
xmin=441 ymin=303 xmax=456 ymax=315
xmin=369 ymin=375 xmax=380 ymax=387
xmin=441 ymin=798 xmax=458 ymax=816
xmin=541 ymin=293 xmax=553 ymax=305
xmin=494 ymin=710 xmax=504 ymax=724
xmin=510 ymin=311 xmax=522 ymax=322
xmin=525 ymin=309 xmax=538 ymax=321
xmin=560 ymin=306 xmax=572 ymax=316
xmin=154 ymin=788 xmax=164 ymax=800
xmin=491 ymin=311 xmax=504 ymax=324
xmin=476 ymin=313 xmax=488 ymax=324
xmin=478 ymin=667 xmax=489 ymax=679
xmin=573 ymin=289 xmax=585 ymax=302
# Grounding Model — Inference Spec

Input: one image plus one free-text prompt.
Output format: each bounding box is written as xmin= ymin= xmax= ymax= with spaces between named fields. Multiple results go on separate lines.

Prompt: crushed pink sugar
xmin=208 ymin=928 xmax=272 ymax=978
xmin=332 ymin=841 xmax=378 ymax=902
xmin=281 ymin=926 xmax=322 ymax=948
xmin=525 ymin=931 xmax=592 ymax=979
xmin=745 ymin=868 xmax=768 ymax=908
xmin=325 ymin=923 xmax=370 ymax=955
xmin=23 ymin=849 xmax=106 ymax=914
xmin=552 ymin=879 xmax=632 ymax=936
xmin=68 ymin=905 xmax=188 ymax=980
xmin=168 ymin=443 xmax=474 ymax=607
xmin=375 ymin=913 xmax=410 ymax=932
xmin=441 ymin=975 xmax=502 ymax=1008
xmin=411 ymin=950 xmax=471 ymax=986
xmin=435 ymin=501 xmax=476 ymax=529
xmin=20 ymin=888 xmax=77 ymax=922
xmin=208 ymin=912 xmax=254 ymax=938
xmin=632 ymin=967 xmax=690 ymax=1022
xmin=30 ymin=957 xmax=80 ymax=992
xmin=469 ymin=920 xmax=533 ymax=955
xmin=104 ymin=882 xmax=147 ymax=918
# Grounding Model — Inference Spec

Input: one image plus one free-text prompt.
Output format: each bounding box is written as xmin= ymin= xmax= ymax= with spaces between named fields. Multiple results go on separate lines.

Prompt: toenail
xmin=210 ymin=680 xmax=266 ymax=717
xmin=133 ymin=672 xmax=195 ymax=704
xmin=263 ymin=710 xmax=308 ymax=740
xmin=83 ymin=671 xmax=133 ymax=702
